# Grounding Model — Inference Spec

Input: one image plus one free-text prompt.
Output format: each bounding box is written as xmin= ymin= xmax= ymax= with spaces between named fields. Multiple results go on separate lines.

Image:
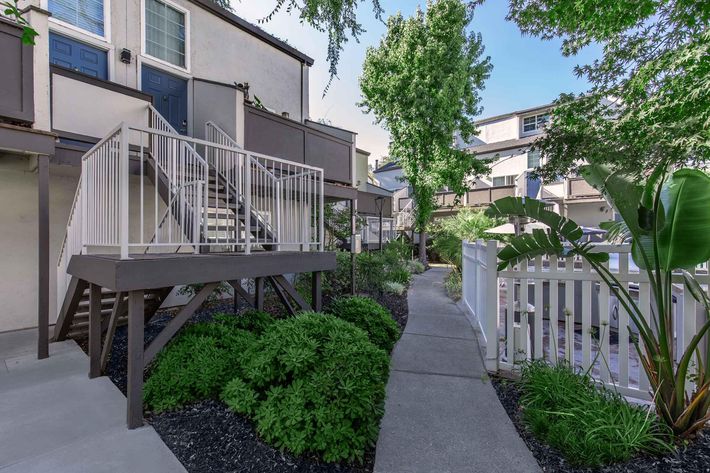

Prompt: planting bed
xmin=79 ymin=288 xmax=408 ymax=473
xmin=492 ymin=376 xmax=710 ymax=473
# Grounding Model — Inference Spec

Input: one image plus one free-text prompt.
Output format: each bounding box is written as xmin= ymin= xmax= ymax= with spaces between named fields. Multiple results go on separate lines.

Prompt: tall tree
xmin=359 ymin=0 xmax=492 ymax=262
xmin=508 ymin=0 xmax=710 ymax=181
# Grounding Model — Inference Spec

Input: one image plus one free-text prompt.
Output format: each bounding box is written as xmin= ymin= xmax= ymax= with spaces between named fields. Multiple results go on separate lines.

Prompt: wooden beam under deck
xmin=67 ymin=251 xmax=337 ymax=292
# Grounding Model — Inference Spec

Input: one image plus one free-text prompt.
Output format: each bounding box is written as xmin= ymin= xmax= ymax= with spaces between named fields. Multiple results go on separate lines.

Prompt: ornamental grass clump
xmin=223 ymin=312 xmax=390 ymax=463
xmin=519 ymin=361 xmax=672 ymax=468
xmin=328 ymin=296 xmax=400 ymax=352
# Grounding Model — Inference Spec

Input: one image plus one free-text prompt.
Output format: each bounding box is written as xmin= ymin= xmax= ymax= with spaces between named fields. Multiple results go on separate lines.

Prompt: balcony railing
xmin=567 ymin=177 xmax=602 ymax=199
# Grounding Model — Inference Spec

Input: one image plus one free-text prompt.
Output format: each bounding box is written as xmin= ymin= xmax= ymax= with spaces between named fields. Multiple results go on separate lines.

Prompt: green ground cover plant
xmin=143 ymin=317 xmax=259 ymax=412
xmin=225 ymin=312 xmax=390 ymax=462
xmin=328 ymin=296 xmax=400 ymax=352
xmin=518 ymin=361 xmax=671 ymax=468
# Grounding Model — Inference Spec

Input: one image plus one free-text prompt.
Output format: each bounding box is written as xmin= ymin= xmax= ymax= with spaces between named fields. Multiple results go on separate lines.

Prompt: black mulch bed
xmin=491 ymin=376 xmax=710 ymax=473
xmin=149 ymin=400 xmax=373 ymax=473
xmin=76 ymin=289 xmax=408 ymax=473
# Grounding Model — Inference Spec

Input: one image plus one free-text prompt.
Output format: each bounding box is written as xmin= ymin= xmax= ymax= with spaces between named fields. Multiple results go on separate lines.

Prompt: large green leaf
xmin=657 ymin=169 xmax=710 ymax=270
xmin=496 ymin=229 xmax=564 ymax=270
xmin=485 ymin=197 xmax=583 ymax=241
xmin=579 ymin=164 xmax=654 ymax=269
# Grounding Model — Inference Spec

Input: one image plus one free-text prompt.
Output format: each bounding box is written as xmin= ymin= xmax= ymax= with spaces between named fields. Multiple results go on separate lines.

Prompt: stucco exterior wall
xmin=0 ymin=157 xmax=79 ymax=332
xmin=374 ymin=168 xmax=405 ymax=191
xmin=565 ymin=201 xmax=614 ymax=228
xmin=355 ymin=150 xmax=369 ymax=191
xmin=477 ymin=116 xmax=519 ymax=143
xmin=51 ymin=73 xmax=149 ymax=138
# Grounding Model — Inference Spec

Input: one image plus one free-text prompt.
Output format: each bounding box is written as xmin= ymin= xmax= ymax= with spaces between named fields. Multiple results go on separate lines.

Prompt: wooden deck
xmin=67 ymin=251 xmax=336 ymax=291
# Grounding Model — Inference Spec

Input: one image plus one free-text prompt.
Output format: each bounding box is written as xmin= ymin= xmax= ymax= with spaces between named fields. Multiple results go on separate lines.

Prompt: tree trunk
xmin=418 ymin=231 xmax=428 ymax=264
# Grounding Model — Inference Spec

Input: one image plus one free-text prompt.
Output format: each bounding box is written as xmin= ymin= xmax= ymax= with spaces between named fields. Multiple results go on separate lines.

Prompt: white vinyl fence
xmin=462 ymin=240 xmax=710 ymax=400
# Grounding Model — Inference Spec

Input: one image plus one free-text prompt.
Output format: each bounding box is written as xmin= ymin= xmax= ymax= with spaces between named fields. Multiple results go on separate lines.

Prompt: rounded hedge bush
xmin=328 ymin=296 xmax=400 ymax=352
xmin=222 ymin=312 xmax=390 ymax=463
xmin=144 ymin=320 xmax=256 ymax=412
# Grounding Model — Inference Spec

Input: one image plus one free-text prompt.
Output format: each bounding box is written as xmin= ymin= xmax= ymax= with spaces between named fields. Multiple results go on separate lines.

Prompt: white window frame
xmin=141 ymin=0 xmax=191 ymax=74
xmin=520 ymin=112 xmax=549 ymax=136
xmin=43 ymin=0 xmax=111 ymax=43
xmin=492 ymin=175 xmax=515 ymax=187
xmin=526 ymin=149 xmax=541 ymax=169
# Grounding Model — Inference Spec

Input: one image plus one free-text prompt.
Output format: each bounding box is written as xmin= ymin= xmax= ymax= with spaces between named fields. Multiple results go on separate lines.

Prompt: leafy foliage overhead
xmin=508 ymin=0 xmax=710 ymax=179
xmin=359 ymin=0 xmax=492 ymax=232
xmin=258 ymin=0 xmax=384 ymax=93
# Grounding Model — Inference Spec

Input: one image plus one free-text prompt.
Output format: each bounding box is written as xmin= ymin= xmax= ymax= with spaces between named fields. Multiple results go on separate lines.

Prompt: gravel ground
xmin=76 ymin=288 xmax=408 ymax=473
xmin=491 ymin=376 xmax=710 ymax=473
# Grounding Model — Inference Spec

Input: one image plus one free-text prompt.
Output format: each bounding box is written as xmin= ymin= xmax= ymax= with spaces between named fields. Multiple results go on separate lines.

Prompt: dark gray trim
xmin=0 ymin=18 xmax=33 ymax=124
xmin=88 ymin=283 xmax=102 ymax=378
xmin=356 ymin=148 xmax=371 ymax=156
xmin=126 ymin=290 xmax=145 ymax=429
xmin=53 ymin=129 xmax=100 ymax=144
xmin=67 ymin=252 xmax=337 ymax=292
xmin=37 ymin=155 xmax=50 ymax=359
xmin=324 ymin=182 xmax=358 ymax=201
xmin=193 ymin=76 xmax=238 ymax=89
xmin=0 ymin=124 xmax=56 ymax=156
xmin=303 ymin=119 xmax=357 ymax=136
xmin=185 ymin=0 xmax=314 ymax=65
xmin=51 ymin=65 xmax=154 ymax=102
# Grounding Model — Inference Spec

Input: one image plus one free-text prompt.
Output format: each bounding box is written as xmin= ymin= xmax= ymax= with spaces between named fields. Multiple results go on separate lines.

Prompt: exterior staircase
xmin=54 ymin=106 xmax=323 ymax=341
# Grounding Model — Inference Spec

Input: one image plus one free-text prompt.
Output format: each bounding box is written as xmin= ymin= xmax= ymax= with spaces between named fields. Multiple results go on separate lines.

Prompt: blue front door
xmin=141 ymin=66 xmax=188 ymax=134
xmin=49 ymin=33 xmax=108 ymax=79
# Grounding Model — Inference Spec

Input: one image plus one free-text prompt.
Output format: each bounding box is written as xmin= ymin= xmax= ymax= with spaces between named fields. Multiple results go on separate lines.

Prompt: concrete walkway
xmin=374 ymin=267 xmax=540 ymax=473
xmin=0 ymin=329 xmax=186 ymax=472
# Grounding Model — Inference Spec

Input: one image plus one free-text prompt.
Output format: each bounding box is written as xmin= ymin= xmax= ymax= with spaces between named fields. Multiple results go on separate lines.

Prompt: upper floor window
xmin=48 ymin=0 xmax=105 ymax=37
xmin=521 ymin=113 xmax=549 ymax=135
xmin=527 ymin=149 xmax=541 ymax=169
xmin=145 ymin=0 xmax=187 ymax=68
xmin=492 ymin=175 xmax=515 ymax=187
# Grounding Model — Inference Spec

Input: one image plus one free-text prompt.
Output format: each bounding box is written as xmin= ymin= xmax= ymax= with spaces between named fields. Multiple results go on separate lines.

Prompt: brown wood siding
xmin=245 ymin=105 xmax=353 ymax=185
xmin=0 ymin=18 xmax=33 ymax=124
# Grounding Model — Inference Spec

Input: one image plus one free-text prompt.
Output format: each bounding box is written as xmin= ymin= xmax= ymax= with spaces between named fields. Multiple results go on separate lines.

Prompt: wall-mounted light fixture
xmin=120 ymin=49 xmax=132 ymax=64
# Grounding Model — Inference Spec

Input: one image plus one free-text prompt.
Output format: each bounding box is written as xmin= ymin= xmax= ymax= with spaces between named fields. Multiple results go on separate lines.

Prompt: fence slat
xmin=564 ymin=257 xmax=575 ymax=365
xmin=534 ymin=256 xmax=544 ymax=359
xmin=549 ymin=256 xmax=559 ymax=364
xmin=581 ymin=260 xmax=592 ymax=370
xmin=598 ymin=260 xmax=611 ymax=383
xmin=618 ymin=253 xmax=630 ymax=388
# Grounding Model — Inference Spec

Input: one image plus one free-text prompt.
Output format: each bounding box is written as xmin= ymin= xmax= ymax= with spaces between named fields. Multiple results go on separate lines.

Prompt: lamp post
xmin=374 ymin=196 xmax=385 ymax=252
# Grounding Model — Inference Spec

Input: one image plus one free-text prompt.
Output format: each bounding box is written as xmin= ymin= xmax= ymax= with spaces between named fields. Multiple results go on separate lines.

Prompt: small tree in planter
xmin=485 ymin=163 xmax=710 ymax=438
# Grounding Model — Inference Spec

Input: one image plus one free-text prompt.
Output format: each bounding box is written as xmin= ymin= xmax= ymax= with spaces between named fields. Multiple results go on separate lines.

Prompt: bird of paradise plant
xmin=485 ymin=162 xmax=710 ymax=438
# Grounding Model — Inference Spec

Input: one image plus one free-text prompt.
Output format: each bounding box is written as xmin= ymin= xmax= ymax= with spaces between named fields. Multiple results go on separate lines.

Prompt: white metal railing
xmin=56 ymin=108 xmax=326 ymax=314
xmin=205 ymin=121 xmax=324 ymax=252
xmin=362 ymin=216 xmax=396 ymax=245
xmin=396 ymin=199 xmax=414 ymax=230
xmin=462 ymin=240 xmax=710 ymax=401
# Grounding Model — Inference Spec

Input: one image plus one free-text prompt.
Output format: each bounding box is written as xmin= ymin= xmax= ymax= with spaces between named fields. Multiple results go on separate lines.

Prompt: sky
xmin=230 ymin=0 xmax=601 ymax=165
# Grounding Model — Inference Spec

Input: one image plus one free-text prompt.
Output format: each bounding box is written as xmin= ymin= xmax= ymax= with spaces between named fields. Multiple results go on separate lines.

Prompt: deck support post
xmin=88 ymin=284 xmax=102 ymax=378
xmin=127 ymin=290 xmax=145 ymax=429
xmin=312 ymin=271 xmax=322 ymax=312
xmin=255 ymin=277 xmax=264 ymax=311
xmin=37 ymin=154 xmax=50 ymax=360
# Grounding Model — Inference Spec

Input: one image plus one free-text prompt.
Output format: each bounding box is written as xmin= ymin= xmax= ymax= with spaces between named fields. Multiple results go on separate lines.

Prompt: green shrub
xmin=228 ymin=312 xmax=389 ymax=462
xmin=355 ymin=251 xmax=388 ymax=292
xmin=328 ymin=296 xmax=400 ymax=352
xmin=144 ymin=321 xmax=257 ymax=412
xmin=519 ymin=360 xmax=672 ymax=467
xmin=407 ymin=259 xmax=425 ymax=274
xmin=214 ymin=310 xmax=275 ymax=334
xmin=383 ymin=281 xmax=406 ymax=295
xmin=383 ymin=239 xmax=411 ymax=260
xmin=444 ymin=271 xmax=462 ymax=301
